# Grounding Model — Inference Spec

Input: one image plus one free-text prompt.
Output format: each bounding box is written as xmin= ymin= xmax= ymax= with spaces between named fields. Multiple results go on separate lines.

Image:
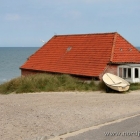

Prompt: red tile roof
xmin=20 ymin=32 xmax=140 ymax=77
xmin=111 ymin=33 xmax=140 ymax=63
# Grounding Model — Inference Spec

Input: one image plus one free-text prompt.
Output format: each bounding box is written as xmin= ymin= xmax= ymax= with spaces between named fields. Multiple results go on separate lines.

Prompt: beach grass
xmin=0 ymin=74 xmax=105 ymax=94
xmin=129 ymin=83 xmax=140 ymax=90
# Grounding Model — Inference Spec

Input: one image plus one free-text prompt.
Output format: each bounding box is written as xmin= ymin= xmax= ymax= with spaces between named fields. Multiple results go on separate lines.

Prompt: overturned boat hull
xmin=103 ymin=73 xmax=130 ymax=92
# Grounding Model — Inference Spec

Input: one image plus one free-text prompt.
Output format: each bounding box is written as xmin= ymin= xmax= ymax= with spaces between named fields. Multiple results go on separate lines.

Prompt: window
xmin=128 ymin=68 xmax=131 ymax=78
xmin=119 ymin=67 xmax=131 ymax=79
xmin=135 ymin=68 xmax=139 ymax=78
xmin=123 ymin=68 xmax=127 ymax=78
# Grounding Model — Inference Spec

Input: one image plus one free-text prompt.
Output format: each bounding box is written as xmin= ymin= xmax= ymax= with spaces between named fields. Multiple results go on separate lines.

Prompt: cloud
xmin=63 ymin=10 xmax=81 ymax=19
xmin=5 ymin=14 xmax=21 ymax=21
xmin=69 ymin=11 xmax=81 ymax=18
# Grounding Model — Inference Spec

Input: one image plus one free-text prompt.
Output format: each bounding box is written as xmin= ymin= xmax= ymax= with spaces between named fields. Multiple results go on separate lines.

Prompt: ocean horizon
xmin=0 ymin=46 xmax=140 ymax=84
xmin=0 ymin=47 xmax=39 ymax=84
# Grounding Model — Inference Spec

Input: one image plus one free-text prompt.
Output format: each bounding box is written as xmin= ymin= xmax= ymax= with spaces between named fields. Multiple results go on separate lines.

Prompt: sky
xmin=0 ymin=0 xmax=140 ymax=47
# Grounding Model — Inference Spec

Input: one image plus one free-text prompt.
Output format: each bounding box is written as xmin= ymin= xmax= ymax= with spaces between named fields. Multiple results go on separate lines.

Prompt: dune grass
xmin=1 ymin=73 xmax=140 ymax=94
xmin=0 ymin=74 xmax=105 ymax=94
xmin=129 ymin=83 xmax=140 ymax=90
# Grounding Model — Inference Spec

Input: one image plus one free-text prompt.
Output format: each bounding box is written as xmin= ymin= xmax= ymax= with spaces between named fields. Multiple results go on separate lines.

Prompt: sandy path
xmin=0 ymin=90 xmax=140 ymax=140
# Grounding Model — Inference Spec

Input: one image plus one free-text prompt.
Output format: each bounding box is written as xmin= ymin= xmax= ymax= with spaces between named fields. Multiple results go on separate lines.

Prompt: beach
xmin=1 ymin=90 xmax=140 ymax=140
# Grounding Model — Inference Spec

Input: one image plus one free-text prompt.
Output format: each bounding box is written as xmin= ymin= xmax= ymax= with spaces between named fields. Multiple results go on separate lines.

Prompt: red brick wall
xmin=21 ymin=69 xmax=57 ymax=76
xmin=106 ymin=64 xmax=118 ymax=75
xmin=99 ymin=64 xmax=118 ymax=80
xmin=21 ymin=69 xmax=41 ymax=76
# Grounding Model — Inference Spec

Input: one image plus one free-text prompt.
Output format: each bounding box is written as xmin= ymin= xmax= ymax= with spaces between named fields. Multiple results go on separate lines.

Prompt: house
xmin=20 ymin=32 xmax=140 ymax=83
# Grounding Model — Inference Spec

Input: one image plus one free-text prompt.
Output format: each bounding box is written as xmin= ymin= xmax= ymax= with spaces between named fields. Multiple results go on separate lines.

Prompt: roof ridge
xmin=54 ymin=32 xmax=117 ymax=37
xmin=110 ymin=32 xmax=118 ymax=62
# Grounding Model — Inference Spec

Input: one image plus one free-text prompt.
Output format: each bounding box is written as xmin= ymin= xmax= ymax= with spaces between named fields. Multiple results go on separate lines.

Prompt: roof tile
xmin=20 ymin=32 xmax=140 ymax=77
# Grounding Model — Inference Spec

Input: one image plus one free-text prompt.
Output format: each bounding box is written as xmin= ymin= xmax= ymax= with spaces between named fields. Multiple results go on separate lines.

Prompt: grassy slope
xmin=0 ymin=74 xmax=106 ymax=94
xmin=0 ymin=74 xmax=139 ymax=94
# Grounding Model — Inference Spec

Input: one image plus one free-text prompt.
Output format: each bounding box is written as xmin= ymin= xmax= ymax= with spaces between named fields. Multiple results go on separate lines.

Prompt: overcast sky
xmin=0 ymin=0 xmax=140 ymax=47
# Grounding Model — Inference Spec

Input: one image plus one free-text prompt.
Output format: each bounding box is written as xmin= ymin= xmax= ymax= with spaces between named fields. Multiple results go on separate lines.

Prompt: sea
xmin=0 ymin=47 xmax=39 ymax=84
xmin=0 ymin=47 xmax=140 ymax=85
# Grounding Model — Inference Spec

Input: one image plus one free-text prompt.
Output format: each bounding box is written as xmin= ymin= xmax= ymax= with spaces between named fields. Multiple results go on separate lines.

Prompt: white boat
xmin=103 ymin=73 xmax=130 ymax=92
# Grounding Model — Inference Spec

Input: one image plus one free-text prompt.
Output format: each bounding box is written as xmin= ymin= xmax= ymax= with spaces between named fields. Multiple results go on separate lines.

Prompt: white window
xmin=118 ymin=67 xmax=131 ymax=79
xmin=135 ymin=68 xmax=139 ymax=78
xmin=123 ymin=68 xmax=127 ymax=78
xmin=128 ymin=68 xmax=131 ymax=78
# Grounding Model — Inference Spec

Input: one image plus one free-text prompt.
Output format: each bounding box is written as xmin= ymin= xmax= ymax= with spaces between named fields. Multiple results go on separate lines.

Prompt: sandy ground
xmin=0 ymin=90 xmax=140 ymax=140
